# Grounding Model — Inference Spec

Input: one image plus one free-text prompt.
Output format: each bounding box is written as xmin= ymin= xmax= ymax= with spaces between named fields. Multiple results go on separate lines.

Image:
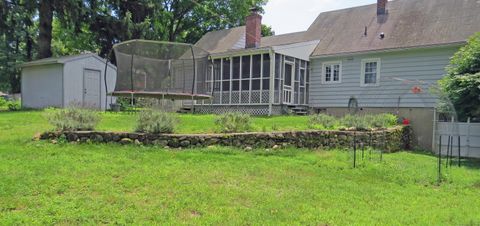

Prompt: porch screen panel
xmin=222 ymin=58 xmax=231 ymax=104
xmin=285 ymin=64 xmax=292 ymax=86
xmin=261 ymin=54 xmax=270 ymax=103
xmin=231 ymin=57 xmax=240 ymax=104
xmin=294 ymin=59 xmax=300 ymax=104
xmin=250 ymin=54 xmax=261 ymax=103
xmin=241 ymin=55 xmax=251 ymax=103
xmin=274 ymin=54 xmax=282 ymax=104
xmin=306 ymin=62 xmax=310 ymax=105
xmin=213 ymin=59 xmax=221 ymax=104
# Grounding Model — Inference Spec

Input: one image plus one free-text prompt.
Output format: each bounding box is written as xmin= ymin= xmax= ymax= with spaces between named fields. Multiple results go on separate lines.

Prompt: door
xmin=83 ymin=69 xmax=101 ymax=109
xmin=283 ymin=62 xmax=294 ymax=104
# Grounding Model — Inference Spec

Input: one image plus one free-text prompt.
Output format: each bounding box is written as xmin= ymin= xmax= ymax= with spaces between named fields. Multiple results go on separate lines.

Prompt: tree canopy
xmin=439 ymin=32 xmax=480 ymax=121
xmin=0 ymin=0 xmax=271 ymax=93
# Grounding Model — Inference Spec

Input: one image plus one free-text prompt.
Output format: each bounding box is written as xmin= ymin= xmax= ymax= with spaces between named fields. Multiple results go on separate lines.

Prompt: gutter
xmin=210 ymin=47 xmax=271 ymax=59
xmin=310 ymin=42 xmax=466 ymax=59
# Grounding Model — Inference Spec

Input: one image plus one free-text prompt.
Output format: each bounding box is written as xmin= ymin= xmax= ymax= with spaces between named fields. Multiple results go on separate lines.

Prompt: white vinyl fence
xmin=434 ymin=119 xmax=480 ymax=159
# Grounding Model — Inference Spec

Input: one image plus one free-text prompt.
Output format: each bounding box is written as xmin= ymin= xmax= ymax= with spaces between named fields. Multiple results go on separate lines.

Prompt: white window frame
xmin=322 ymin=61 xmax=342 ymax=84
xmin=360 ymin=58 xmax=381 ymax=87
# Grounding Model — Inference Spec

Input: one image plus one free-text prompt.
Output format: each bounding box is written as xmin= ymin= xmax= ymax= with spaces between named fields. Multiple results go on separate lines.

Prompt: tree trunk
xmin=38 ymin=0 xmax=53 ymax=59
xmin=26 ymin=33 xmax=33 ymax=61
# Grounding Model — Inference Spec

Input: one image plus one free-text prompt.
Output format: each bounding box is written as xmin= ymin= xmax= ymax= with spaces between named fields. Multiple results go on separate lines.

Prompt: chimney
xmin=245 ymin=7 xmax=262 ymax=48
xmin=377 ymin=0 xmax=387 ymax=15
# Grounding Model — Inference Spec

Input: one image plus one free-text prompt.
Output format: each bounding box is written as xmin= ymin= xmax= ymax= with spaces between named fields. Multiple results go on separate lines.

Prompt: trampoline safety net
xmin=111 ymin=40 xmax=211 ymax=100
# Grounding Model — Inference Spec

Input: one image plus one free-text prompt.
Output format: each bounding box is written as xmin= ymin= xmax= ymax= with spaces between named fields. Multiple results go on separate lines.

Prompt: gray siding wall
xmin=21 ymin=64 xmax=63 ymax=109
xmin=309 ymin=46 xmax=460 ymax=108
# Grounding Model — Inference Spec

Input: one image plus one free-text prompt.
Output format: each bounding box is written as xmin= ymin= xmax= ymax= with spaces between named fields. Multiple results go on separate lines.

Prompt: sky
xmin=263 ymin=0 xmax=377 ymax=35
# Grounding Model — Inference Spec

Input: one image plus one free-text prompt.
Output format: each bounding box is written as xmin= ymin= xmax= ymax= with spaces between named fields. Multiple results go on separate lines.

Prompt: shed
xmin=21 ymin=53 xmax=116 ymax=110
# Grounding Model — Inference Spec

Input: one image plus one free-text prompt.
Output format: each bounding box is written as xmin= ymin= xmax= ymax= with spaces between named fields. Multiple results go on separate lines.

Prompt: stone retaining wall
xmin=40 ymin=126 xmax=412 ymax=152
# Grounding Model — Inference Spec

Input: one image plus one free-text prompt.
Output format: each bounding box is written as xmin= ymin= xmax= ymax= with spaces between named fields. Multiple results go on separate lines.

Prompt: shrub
xmin=215 ymin=112 xmax=251 ymax=133
xmin=46 ymin=107 xmax=100 ymax=131
xmin=7 ymin=100 xmax=21 ymax=111
xmin=340 ymin=113 xmax=398 ymax=130
xmin=0 ymin=98 xmax=7 ymax=109
xmin=439 ymin=32 xmax=480 ymax=121
xmin=135 ymin=109 xmax=177 ymax=134
xmin=340 ymin=114 xmax=369 ymax=130
xmin=308 ymin=114 xmax=337 ymax=129
xmin=365 ymin=113 xmax=398 ymax=128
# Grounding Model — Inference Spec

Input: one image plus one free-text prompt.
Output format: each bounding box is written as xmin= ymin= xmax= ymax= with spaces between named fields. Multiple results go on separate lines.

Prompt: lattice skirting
xmin=195 ymin=105 xmax=283 ymax=115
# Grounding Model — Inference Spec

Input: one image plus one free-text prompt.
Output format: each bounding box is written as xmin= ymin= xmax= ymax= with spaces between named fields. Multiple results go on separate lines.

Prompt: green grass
xmin=40 ymin=110 xmax=310 ymax=133
xmin=1 ymin=111 xmax=480 ymax=225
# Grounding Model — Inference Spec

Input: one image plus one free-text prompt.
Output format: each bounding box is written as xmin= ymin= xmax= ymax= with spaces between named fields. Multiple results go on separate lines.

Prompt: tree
xmin=38 ymin=0 xmax=87 ymax=59
xmin=261 ymin=24 xmax=274 ymax=37
xmin=0 ymin=0 xmax=36 ymax=93
xmin=0 ymin=0 xmax=270 ymax=92
xmin=38 ymin=0 xmax=53 ymax=59
xmin=439 ymin=32 xmax=480 ymax=121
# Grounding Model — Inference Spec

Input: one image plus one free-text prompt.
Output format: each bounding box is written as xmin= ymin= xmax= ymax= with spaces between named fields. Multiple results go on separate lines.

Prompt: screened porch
xmin=199 ymin=51 xmax=310 ymax=108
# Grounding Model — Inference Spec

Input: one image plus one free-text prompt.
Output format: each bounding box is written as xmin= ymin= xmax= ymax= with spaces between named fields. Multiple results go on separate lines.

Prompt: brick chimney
xmin=245 ymin=7 xmax=262 ymax=48
xmin=377 ymin=0 xmax=387 ymax=15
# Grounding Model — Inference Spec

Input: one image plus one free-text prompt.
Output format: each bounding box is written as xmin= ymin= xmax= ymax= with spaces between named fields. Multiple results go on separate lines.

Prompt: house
xmin=21 ymin=53 xmax=117 ymax=110
xmin=194 ymin=0 xmax=480 ymax=150
xmin=306 ymin=0 xmax=480 ymax=149
xmin=194 ymin=8 xmax=320 ymax=115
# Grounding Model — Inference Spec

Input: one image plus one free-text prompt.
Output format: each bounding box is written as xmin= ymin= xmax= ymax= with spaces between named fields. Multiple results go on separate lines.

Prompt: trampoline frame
xmin=103 ymin=40 xmax=213 ymax=110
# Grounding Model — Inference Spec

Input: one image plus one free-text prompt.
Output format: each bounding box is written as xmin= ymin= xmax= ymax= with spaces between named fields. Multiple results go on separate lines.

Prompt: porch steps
xmin=288 ymin=106 xmax=309 ymax=116
xmin=177 ymin=107 xmax=193 ymax=114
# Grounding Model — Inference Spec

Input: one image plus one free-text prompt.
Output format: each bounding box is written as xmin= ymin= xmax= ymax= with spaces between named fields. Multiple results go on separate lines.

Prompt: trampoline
xmin=105 ymin=39 xmax=212 ymax=106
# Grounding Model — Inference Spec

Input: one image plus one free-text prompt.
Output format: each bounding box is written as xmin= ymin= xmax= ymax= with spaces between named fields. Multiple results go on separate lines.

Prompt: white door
xmin=83 ymin=69 xmax=101 ymax=109
xmin=283 ymin=62 xmax=294 ymax=104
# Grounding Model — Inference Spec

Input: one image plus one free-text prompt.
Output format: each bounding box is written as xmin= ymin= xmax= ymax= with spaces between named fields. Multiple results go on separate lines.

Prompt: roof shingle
xmin=308 ymin=0 xmax=480 ymax=56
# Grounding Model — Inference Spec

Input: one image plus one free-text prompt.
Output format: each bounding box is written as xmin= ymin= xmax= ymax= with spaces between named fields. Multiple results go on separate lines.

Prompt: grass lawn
xmin=38 ymin=110 xmax=310 ymax=133
xmin=1 ymin=111 xmax=480 ymax=225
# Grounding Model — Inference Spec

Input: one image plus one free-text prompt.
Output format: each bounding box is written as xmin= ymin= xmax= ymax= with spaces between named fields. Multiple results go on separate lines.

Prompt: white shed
xmin=21 ymin=53 xmax=116 ymax=110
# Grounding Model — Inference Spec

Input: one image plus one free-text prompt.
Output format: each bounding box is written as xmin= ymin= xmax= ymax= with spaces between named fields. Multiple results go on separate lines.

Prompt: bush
xmin=7 ymin=100 xmax=21 ymax=111
xmin=215 ymin=112 xmax=252 ymax=133
xmin=439 ymin=32 xmax=480 ymax=121
xmin=308 ymin=114 xmax=337 ymax=129
xmin=0 ymin=98 xmax=7 ymax=109
xmin=340 ymin=113 xmax=398 ymax=130
xmin=340 ymin=114 xmax=369 ymax=130
xmin=46 ymin=107 xmax=100 ymax=131
xmin=135 ymin=109 xmax=177 ymax=134
xmin=365 ymin=113 xmax=398 ymax=128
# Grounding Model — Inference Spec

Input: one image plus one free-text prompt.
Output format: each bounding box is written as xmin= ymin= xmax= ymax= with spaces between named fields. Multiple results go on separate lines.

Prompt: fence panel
xmin=435 ymin=121 xmax=480 ymax=158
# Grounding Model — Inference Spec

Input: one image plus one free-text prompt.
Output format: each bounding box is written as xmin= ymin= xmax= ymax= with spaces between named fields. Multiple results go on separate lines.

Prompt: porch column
xmin=268 ymin=48 xmax=275 ymax=116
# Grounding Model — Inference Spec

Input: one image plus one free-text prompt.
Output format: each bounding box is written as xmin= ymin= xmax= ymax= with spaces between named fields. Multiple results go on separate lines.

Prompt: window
xmin=322 ymin=61 xmax=341 ymax=84
xmin=361 ymin=58 xmax=381 ymax=86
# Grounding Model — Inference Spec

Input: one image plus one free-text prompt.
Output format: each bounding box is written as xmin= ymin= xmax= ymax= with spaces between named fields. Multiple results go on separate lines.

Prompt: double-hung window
xmin=322 ymin=61 xmax=341 ymax=84
xmin=361 ymin=58 xmax=381 ymax=86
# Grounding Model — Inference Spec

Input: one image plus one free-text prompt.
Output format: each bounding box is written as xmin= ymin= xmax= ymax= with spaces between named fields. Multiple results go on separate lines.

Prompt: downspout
xmin=268 ymin=47 xmax=275 ymax=116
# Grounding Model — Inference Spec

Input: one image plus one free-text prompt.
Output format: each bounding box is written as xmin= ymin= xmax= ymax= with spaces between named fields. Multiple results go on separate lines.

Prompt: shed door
xmin=83 ymin=69 xmax=101 ymax=109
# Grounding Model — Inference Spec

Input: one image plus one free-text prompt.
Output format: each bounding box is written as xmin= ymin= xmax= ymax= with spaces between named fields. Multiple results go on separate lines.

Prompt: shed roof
xmin=308 ymin=0 xmax=480 ymax=57
xmin=21 ymin=53 xmax=116 ymax=69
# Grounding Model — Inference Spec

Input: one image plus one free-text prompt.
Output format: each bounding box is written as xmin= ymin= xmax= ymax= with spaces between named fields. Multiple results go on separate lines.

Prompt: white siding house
xmin=21 ymin=53 xmax=116 ymax=110
xmin=304 ymin=0 xmax=480 ymax=150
